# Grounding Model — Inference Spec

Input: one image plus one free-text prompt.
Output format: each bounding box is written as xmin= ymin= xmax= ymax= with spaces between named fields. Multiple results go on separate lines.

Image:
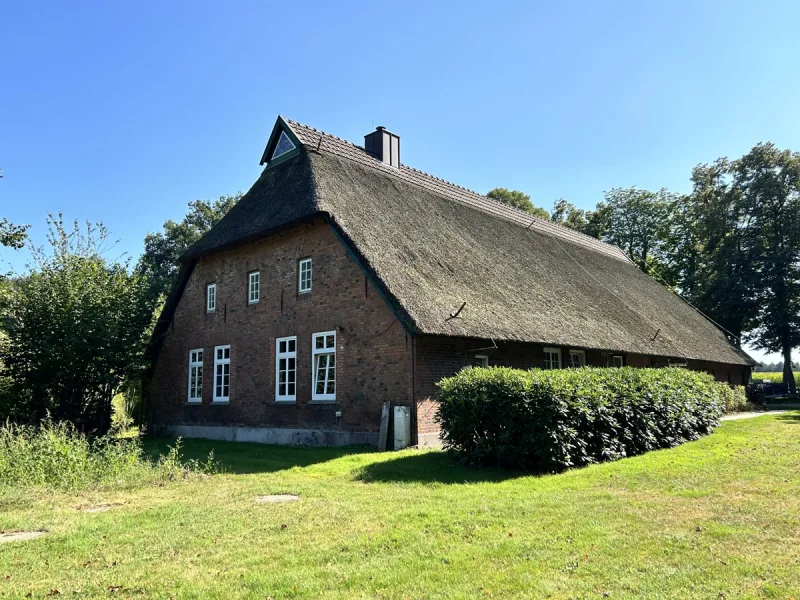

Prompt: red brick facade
xmin=149 ymin=219 xmax=751 ymax=447
xmin=149 ymin=218 xmax=413 ymax=444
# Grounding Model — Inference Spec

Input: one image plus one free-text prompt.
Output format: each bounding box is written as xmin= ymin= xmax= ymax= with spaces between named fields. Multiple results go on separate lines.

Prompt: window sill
xmin=248 ymin=300 xmax=259 ymax=305
xmin=274 ymin=399 xmax=297 ymax=404
xmin=310 ymin=399 xmax=336 ymax=404
xmin=186 ymin=400 xmax=202 ymax=406
xmin=211 ymin=400 xmax=230 ymax=405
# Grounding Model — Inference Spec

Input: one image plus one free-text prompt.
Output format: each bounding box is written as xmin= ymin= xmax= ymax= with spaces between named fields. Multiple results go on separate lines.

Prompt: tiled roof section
xmin=284 ymin=118 xmax=630 ymax=262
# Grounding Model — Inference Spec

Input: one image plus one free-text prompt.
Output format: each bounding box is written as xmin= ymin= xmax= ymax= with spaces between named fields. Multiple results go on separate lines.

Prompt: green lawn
xmin=2 ymin=414 xmax=800 ymax=599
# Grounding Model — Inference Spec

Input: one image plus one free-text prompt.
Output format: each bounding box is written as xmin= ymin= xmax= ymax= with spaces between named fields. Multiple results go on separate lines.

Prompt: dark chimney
xmin=364 ymin=126 xmax=400 ymax=168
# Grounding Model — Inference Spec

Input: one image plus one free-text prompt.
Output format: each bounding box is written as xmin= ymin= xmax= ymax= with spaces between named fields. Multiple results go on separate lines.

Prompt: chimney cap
xmin=375 ymin=125 xmax=386 ymax=131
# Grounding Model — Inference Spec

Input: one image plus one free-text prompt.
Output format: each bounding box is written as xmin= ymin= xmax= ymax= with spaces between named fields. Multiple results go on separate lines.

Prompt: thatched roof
xmin=177 ymin=117 xmax=753 ymax=367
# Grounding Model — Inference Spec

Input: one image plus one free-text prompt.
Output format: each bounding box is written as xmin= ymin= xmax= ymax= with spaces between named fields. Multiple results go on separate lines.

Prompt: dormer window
xmin=271 ymin=131 xmax=296 ymax=160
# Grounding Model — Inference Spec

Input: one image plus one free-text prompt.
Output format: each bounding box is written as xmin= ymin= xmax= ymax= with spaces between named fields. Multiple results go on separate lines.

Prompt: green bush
xmin=745 ymin=382 xmax=768 ymax=407
xmin=436 ymin=367 xmax=728 ymax=473
xmin=0 ymin=420 xmax=218 ymax=492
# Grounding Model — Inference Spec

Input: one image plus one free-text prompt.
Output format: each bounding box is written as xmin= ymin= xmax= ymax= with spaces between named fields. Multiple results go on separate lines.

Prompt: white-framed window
xmin=613 ymin=355 xmax=624 ymax=368
xmin=206 ymin=283 xmax=216 ymax=313
xmin=213 ymin=345 xmax=231 ymax=403
xmin=275 ymin=336 xmax=297 ymax=402
xmin=543 ymin=347 xmax=561 ymax=370
xmin=299 ymin=258 xmax=312 ymax=293
xmin=569 ymin=350 xmax=586 ymax=368
xmin=475 ymin=354 xmax=489 ymax=368
xmin=187 ymin=349 xmax=203 ymax=403
xmin=248 ymin=271 xmax=260 ymax=304
xmin=271 ymin=130 xmax=296 ymax=160
xmin=312 ymin=331 xmax=336 ymax=401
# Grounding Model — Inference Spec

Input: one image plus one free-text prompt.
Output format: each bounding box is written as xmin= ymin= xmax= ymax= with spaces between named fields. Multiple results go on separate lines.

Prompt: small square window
xmin=569 ymin=350 xmax=586 ymax=368
xmin=248 ymin=271 xmax=260 ymax=304
xmin=475 ymin=355 xmax=489 ymax=368
xmin=613 ymin=355 xmax=624 ymax=368
xmin=299 ymin=258 xmax=312 ymax=293
xmin=543 ymin=347 xmax=561 ymax=370
xmin=206 ymin=283 xmax=216 ymax=313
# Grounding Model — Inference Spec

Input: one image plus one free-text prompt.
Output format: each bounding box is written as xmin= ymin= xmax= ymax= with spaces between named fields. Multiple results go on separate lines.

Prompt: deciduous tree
xmin=486 ymin=188 xmax=549 ymax=218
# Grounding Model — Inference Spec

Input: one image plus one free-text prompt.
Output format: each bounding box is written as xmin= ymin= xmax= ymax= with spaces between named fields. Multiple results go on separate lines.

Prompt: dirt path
xmin=721 ymin=410 xmax=787 ymax=421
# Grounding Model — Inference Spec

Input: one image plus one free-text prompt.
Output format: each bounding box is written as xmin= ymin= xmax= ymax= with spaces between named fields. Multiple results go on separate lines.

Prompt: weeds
xmin=0 ymin=420 xmax=218 ymax=492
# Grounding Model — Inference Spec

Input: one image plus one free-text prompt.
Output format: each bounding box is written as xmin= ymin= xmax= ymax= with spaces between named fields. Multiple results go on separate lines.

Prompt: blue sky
xmin=2 ymin=0 xmax=800 ymax=362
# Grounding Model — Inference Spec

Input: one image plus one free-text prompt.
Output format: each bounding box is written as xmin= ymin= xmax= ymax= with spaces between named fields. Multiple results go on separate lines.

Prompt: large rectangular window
xmin=275 ymin=336 xmax=297 ymax=402
xmin=312 ymin=331 xmax=336 ymax=401
xmin=248 ymin=271 xmax=260 ymax=304
xmin=207 ymin=283 xmax=217 ymax=313
xmin=569 ymin=350 xmax=586 ymax=368
xmin=543 ymin=347 xmax=561 ymax=370
xmin=299 ymin=258 xmax=312 ymax=293
xmin=187 ymin=349 xmax=203 ymax=403
xmin=213 ymin=345 xmax=230 ymax=403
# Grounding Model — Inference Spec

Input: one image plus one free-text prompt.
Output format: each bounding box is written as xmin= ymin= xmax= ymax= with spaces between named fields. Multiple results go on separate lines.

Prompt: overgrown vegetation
xmin=436 ymin=367 xmax=730 ymax=472
xmin=0 ymin=216 xmax=158 ymax=434
xmin=0 ymin=420 xmax=217 ymax=492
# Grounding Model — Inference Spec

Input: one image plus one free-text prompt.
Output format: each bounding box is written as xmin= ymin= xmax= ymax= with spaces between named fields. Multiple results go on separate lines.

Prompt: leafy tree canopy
xmin=486 ymin=188 xmax=549 ymax=219
xmin=0 ymin=218 xmax=29 ymax=250
xmin=0 ymin=215 xmax=158 ymax=433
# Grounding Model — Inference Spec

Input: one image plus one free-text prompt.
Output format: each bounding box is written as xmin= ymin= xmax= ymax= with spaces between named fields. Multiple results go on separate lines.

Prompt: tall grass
xmin=0 ymin=420 xmax=217 ymax=492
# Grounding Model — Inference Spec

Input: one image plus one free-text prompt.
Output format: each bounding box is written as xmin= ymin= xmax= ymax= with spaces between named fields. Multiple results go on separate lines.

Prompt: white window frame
xmin=311 ymin=331 xmax=336 ymax=401
xmin=213 ymin=344 xmax=231 ymax=403
xmin=206 ymin=283 xmax=216 ymax=313
xmin=248 ymin=271 xmax=260 ymax=304
xmin=299 ymin=258 xmax=312 ymax=293
xmin=475 ymin=354 xmax=489 ymax=368
xmin=613 ymin=355 xmax=624 ymax=368
xmin=187 ymin=348 xmax=203 ymax=403
xmin=275 ymin=336 xmax=297 ymax=402
xmin=569 ymin=350 xmax=586 ymax=368
xmin=543 ymin=347 xmax=562 ymax=370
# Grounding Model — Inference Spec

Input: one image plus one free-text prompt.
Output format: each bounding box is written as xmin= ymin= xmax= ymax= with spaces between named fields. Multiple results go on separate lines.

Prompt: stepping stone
xmin=0 ymin=531 xmax=46 ymax=543
xmin=255 ymin=494 xmax=300 ymax=503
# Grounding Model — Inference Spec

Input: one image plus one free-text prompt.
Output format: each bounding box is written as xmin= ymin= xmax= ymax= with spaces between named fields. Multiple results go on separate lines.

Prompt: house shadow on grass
xmin=354 ymin=451 xmax=523 ymax=484
xmin=142 ymin=437 xmax=371 ymax=475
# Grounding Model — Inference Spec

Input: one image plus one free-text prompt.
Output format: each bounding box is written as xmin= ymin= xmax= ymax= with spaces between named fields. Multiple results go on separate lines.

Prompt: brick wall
xmin=149 ymin=218 xmax=413 ymax=437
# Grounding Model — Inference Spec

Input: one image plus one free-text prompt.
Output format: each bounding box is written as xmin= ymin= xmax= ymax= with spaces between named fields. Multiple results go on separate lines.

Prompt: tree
xmin=137 ymin=194 xmax=241 ymax=300
xmin=0 ymin=215 xmax=158 ymax=433
xmin=603 ymin=187 xmax=674 ymax=275
xmin=486 ymin=188 xmax=549 ymax=218
xmin=0 ymin=219 xmax=29 ymax=249
xmin=732 ymin=143 xmax=800 ymax=392
xmin=675 ymin=160 xmax=759 ymax=342
xmin=582 ymin=202 xmax=612 ymax=239
xmin=550 ymin=199 xmax=589 ymax=231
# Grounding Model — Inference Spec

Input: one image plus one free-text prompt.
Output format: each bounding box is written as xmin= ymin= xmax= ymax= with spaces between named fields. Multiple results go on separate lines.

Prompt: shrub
xmin=720 ymin=385 xmax=753 ymax=413
xmin=0 ymin=420 xmax=217 ymax=492
xmin=436 ymin=367 xmax=727 ymax=473
xmin=745 ymin=382 xmax=768 ymax=407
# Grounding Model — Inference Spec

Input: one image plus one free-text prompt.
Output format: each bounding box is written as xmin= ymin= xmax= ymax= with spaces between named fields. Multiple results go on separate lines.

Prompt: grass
xmin=1 ymin=414 xmax=799 ymax=599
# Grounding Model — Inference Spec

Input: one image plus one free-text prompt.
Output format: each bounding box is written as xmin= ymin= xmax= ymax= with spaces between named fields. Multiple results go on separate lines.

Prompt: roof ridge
xmin=282 ymin=118 xmax=629 ymax=261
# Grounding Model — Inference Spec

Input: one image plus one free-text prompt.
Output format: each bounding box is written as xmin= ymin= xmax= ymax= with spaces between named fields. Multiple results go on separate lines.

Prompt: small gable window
xmin=272 ymin=131 xmax=296 ymax=160
xmin=299 ymin=258 xmax=312 ymax=293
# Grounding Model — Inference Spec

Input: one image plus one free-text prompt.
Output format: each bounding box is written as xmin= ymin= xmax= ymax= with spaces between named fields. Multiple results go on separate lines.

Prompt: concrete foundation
xmin=163 ymin=424 xmax=379 ymax=447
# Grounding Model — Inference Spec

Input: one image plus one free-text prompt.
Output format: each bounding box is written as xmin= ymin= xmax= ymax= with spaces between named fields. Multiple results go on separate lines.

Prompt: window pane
xmin=279 ymin=341 xmax=286 ymax=353
xmin=224 ymin=348 xmax=230 ymax=359
xmin=288 ymin=339 xmax=295 ymax=353
xmin=288 ymin=383 xmax=295 ymax=395
xmin=288 ymin=357 xmax=295 ymax=370
xmin=217 ymin=349 xmax=222 ymax=360
xmin=315 ymin=336 xmax=324 ymax=349
xmin=326 ymin=335 xmax=335 ymax=348
xmin=279 ymin=383 xmax=286 ymax=396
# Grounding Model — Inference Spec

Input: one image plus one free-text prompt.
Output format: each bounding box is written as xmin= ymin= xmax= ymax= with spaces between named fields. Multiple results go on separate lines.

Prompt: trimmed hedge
xmin=436 ymin=367 xmax=729 ymax=473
